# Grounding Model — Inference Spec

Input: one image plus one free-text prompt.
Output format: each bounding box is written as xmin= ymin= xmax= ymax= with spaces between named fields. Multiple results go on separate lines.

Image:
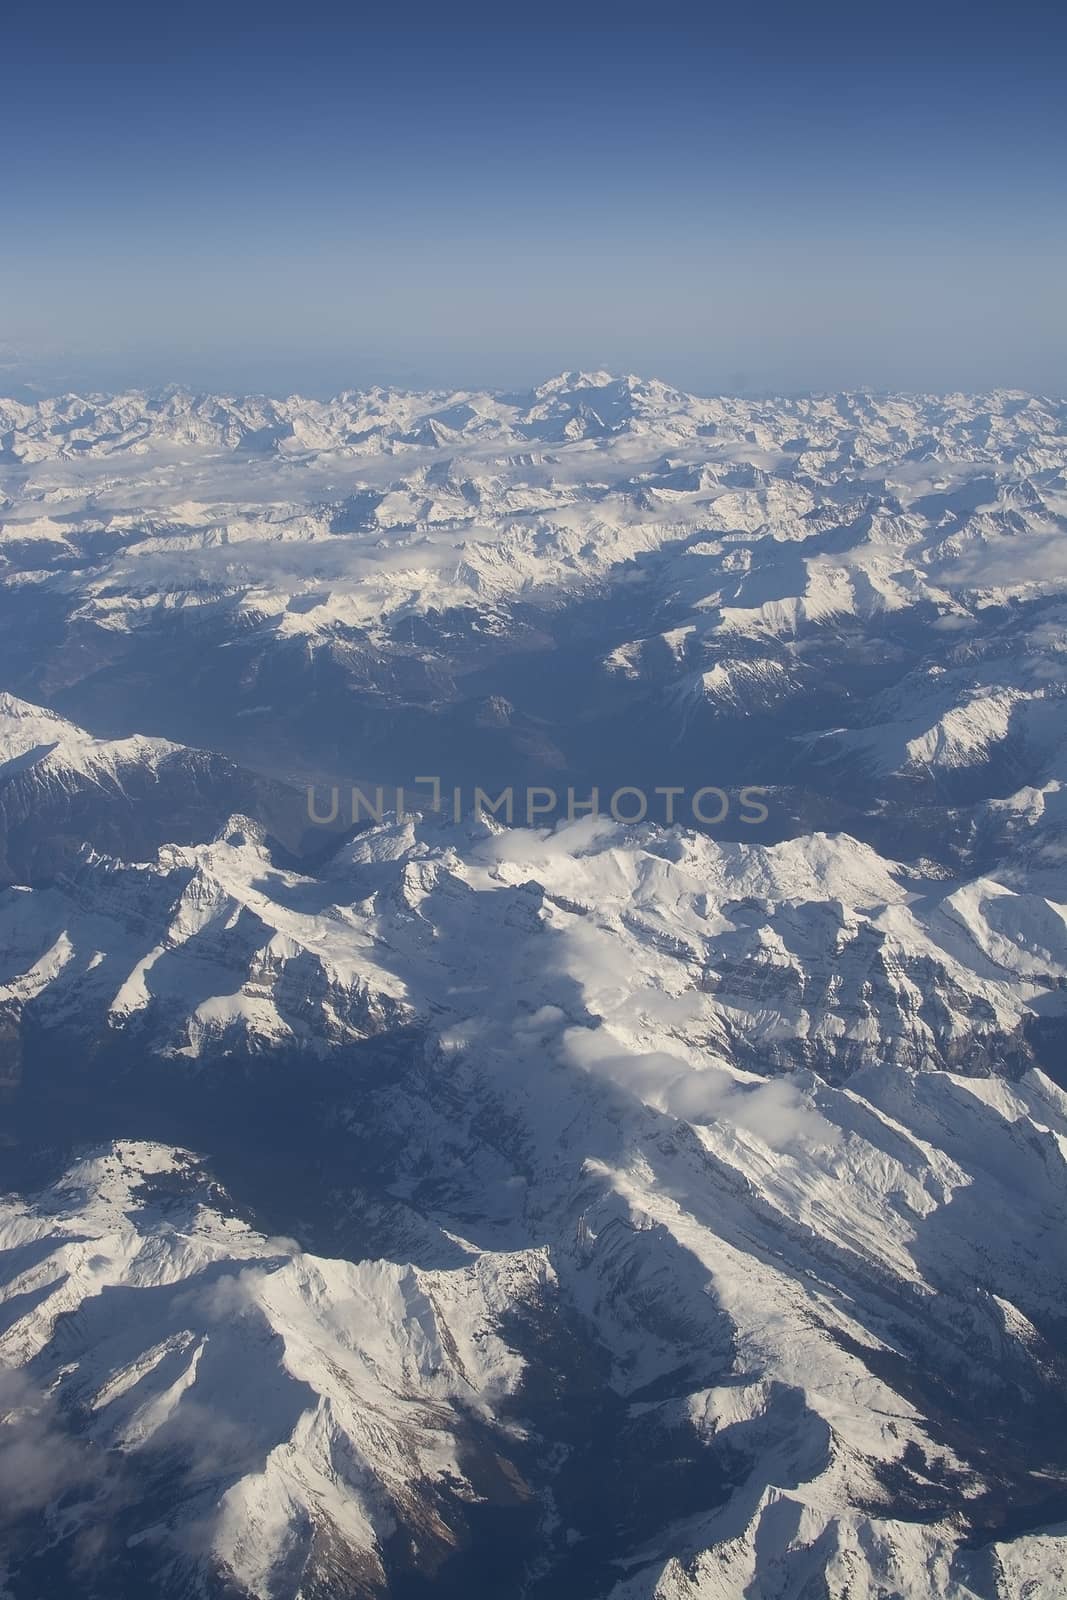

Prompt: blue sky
xmin=3 ymin=0 xmax=1065 ymax=395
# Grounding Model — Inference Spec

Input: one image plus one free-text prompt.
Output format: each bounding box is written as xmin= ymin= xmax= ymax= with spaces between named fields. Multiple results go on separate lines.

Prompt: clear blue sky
xmin=3 ymin=0 xmax=1065 ymax=395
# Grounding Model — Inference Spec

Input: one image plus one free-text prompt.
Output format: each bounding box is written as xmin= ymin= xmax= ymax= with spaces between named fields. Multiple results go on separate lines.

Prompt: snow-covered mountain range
xmin=1 ymin=375 xmax=1066 ymax=1598
xmin=2 ymin=375 xmax=1065 ymax=835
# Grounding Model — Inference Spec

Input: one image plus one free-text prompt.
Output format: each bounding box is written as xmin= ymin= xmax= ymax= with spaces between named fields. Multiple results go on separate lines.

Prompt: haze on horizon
xmin=3 ymin=0 xmax=1065 ymax=399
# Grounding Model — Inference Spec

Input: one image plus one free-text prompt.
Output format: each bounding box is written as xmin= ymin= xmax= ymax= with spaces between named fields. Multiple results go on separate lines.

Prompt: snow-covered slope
xmin=2 ymin=376 xmax=1067 ymax=1599
xmin=1 ymin=811 xmax=1064 ymax=1077
xmin=0 ymin=694 xmax=301 ymax=884
xmin=0 ymin=1141 xmax=548 ymax=1598
xmin=2 ymin=810 xmax=1067 ymax=1596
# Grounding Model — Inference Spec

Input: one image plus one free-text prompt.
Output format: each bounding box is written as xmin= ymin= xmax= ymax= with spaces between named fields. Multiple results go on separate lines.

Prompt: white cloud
xmin=0 ymin=1368 xmax=95 ymax=1522
xmin=560 ymin=1024 xmax=838 ymax=1150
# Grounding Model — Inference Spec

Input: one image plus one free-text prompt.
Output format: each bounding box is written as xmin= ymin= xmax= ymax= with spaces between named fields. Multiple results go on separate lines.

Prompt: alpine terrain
xmin=1 ymin=373 xmax=1066 ymax=1599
